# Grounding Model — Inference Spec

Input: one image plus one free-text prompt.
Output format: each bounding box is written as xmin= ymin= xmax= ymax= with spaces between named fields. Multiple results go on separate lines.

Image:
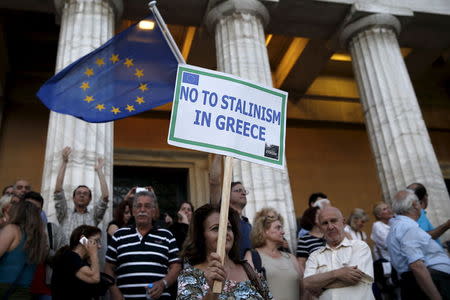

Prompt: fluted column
xmin=341 ymin=14 xmax=450 ymax=238
xmin=206 ymin=0 xmax=297 ymax=249
xmin=42 ymin=0 xmax=122 ymax=229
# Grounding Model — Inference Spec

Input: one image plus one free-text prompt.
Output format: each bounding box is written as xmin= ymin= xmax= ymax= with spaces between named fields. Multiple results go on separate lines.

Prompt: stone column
xmin=42 ymin=0 xmax=122 ymax=229
xmin=341 ymin=14 xmax=450 ymax=238
xmin=206 ymin=0 xmax=298 ymax=248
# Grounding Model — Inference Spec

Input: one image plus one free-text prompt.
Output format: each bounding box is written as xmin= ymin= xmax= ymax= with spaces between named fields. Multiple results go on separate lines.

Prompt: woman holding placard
xmin=177 ymin=204 xmax=272 ymax=300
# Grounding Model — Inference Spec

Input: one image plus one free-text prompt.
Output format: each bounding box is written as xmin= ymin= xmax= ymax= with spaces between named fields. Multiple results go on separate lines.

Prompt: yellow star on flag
xmin=135 ymin=96 xmax=145 ymax=104
xmin=80 ymin=82 xmax=90 ymax=91
xmin=84 ymin=95 xmax=94 ymax=103
xmin=125 ymin=105 xmax=135 ymax=112
xmin=138 ymin=83 xmax=148 ymax=92
xmin=110 ymin=54 xmax=119 ymax=63
xmin=95 ymin=58 xmax=105 ymax=66
xmin=124 ymin=58 xmax=134 ymax=68
xmin=134 ymin=68 xmax=144 ymax=78
xmin=111 ymin=107 xmax=121 ymax=114
xmin=95 ymin=104 xmax=105 ymax=111
xmin=84 ymin=68 xmax=94 ymax=77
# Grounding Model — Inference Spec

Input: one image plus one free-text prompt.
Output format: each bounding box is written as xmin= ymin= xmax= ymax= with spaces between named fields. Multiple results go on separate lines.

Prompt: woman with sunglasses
xmin=51 ymin=225 xmax=102 ymax=300
xmin=245 ymin=208 xmax=302 ymax=300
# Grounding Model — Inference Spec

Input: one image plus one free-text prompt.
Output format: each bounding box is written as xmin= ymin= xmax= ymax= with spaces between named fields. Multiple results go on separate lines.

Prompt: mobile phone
xmin=79 ymin=236 xmax=88 ymax=245
xmin=136 ymin=187 xmax=148 ymax=193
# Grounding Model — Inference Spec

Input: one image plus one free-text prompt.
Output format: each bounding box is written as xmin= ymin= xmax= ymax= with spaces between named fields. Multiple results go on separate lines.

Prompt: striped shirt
xmin=106 ymin=225 xmax=180 ymax=300
xmin=296 ymin=233 xmax=325 ymax=258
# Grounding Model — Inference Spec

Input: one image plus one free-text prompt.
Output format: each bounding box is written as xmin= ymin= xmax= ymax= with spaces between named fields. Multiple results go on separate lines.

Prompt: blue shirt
xmin=386 ymin=215 xmax=450 ymax=275
xmin=417 ymin=209 xmax=442 ymax=246
xmin=239 ymin=216 xmax=252 ymax=259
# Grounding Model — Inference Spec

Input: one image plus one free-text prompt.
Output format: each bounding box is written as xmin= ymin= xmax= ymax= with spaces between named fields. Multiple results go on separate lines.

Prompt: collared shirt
xmin=370 ymin=221 xmax=390 ymax=261
xmin=239 ymin=215 xmax=252 ymax=259
xmin=54 ymin=190 xmax=108 ymax=238
xmin=304 ymin=237 xmax=374 ymax=300
xmin=417 ymin=209 xmax=442 ymax=246
xmin=106 ymin=225 xmax=180 ymax=300
xmin=386 ymin=215 xmax=450 ymax=275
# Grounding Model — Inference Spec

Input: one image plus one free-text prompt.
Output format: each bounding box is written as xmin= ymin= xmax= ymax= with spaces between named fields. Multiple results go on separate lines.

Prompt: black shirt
xmin=51 ymin=250 xmax=97 ymax=300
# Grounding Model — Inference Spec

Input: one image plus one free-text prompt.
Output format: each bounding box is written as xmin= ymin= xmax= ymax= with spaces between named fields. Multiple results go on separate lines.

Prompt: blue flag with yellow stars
xmin=37 ymin=13 xmax=179 ymax=123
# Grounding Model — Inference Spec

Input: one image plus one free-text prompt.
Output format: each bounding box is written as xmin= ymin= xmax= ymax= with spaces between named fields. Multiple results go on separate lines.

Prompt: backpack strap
xmin=251 ymin=249 xmax=266 ymax=279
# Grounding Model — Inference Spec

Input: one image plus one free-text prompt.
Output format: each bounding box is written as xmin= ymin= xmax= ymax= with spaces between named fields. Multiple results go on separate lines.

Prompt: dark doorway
xmin=113 ymin=166 xmax=189 ymax=220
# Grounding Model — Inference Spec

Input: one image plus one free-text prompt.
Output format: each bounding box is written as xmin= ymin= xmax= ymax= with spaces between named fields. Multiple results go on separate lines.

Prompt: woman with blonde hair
xmin=245 ymin=208 xmax=302 ymax=300
xmin=0 ymin=200 xmax=48 ymax=299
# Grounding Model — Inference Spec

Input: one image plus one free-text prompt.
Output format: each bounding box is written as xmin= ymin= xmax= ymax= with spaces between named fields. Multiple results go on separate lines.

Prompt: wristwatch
xmin=162 ymin=279 xmax=168 ymax=289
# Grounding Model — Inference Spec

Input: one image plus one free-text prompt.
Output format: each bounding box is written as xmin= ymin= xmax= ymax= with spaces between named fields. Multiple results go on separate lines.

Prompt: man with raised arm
xmin=54 ymin=146 xmax=109 ymax=238
xmin=303 ymin=206 xmax=375 ymax=300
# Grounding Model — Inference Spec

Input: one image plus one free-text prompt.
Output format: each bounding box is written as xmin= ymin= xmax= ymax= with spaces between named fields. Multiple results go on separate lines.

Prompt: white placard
xmin=168 ymin=64 xmax=287 ymax=169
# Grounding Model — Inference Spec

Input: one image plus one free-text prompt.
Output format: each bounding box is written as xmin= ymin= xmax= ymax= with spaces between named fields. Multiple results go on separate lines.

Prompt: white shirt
xmin=370 ymin=221 xmax=390 ymax=261
xmin=344 ymin=224 xmax=367 ymax=241
xmin=304 ymin=237 xmax=375 ymax=300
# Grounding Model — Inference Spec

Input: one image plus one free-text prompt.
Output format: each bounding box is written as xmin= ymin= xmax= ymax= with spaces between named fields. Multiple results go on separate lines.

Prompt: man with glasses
xmin=54 ymin=146 xmax=109 ymax=238
xmin=105 ymin=191 xmax=181 ymax=300
xmin=230 ymin=181 xmax=252 ymax=259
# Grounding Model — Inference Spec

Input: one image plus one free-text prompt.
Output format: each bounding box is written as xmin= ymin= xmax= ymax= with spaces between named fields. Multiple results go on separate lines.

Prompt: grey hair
xmin=372 ymin=202 xmax=387 ymax=220
xmin=347 ymin=208 xmax=369 ymax=228
xmin=133 ymin=190 xmax=158 ymax=207
xmin=391 ymin=189 xmax=418 ymax=215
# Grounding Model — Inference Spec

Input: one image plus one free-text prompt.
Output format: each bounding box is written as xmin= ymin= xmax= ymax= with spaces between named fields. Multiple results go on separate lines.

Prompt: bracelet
xmin=162 ymin=279 xmax=168 ymax=289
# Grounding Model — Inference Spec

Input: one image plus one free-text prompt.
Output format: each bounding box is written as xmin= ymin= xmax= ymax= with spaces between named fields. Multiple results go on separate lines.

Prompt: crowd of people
xmin=0 ymin=147 xmax=450 ymax=300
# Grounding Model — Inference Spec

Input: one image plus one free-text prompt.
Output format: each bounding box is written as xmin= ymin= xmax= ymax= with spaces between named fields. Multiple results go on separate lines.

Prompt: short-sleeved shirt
xmin=417 ymin=209 xmax=442 ymax=246
xmin=386 ymin=215 xmax=450 ymax=275
xmin=370 ymin=221 xmax=390 ymax=261
xmin=51 ymin=250 xmax=97 ymax=300
xmin=304 ymin=238 xmax=375 ymax=300
xmin=105 ymin=225 xmax=180 ymax=300
xmin=296 ymin=233 xmax=325 ymax=258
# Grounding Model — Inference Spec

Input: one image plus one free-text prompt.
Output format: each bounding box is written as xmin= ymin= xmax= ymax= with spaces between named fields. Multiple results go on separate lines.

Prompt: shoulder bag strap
xmin=241 ymin=261 xmax=270 ymax=300
xmin=251 ymin=249 xmax=267 ymax=279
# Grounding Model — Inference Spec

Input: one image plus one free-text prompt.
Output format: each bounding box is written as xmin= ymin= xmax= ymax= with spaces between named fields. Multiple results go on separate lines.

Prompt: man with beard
xmin=303 ymin=206 xmax=375 ymax=300
xmin=105 ymin=191 xmax=181 ymax=300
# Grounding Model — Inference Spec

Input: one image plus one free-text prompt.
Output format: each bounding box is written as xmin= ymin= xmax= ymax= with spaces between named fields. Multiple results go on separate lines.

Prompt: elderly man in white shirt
xmin=303 ymin=206 xmax=375 ymax=300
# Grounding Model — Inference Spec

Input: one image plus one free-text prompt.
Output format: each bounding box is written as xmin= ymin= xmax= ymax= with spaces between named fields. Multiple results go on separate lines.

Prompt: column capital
xmin=340 ymin=13 xmax=401 ymax=49
xmin=205 ymin=0 xmax=269 ymax=32
xmin=54 ymin=0 xmax=123 ymax=20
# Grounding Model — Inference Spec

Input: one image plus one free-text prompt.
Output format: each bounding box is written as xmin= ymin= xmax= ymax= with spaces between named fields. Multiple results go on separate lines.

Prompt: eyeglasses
xmin=232 ymin=188 xmax=249 ymax=195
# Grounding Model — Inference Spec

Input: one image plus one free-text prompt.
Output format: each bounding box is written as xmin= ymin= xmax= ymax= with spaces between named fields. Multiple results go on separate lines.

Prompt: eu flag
xmin=37 ymin=12 xmax=179 ymax=123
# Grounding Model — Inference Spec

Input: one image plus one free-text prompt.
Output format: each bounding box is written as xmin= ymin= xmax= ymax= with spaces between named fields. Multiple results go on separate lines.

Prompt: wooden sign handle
xmin=212 ymin=156 xmax=233 ymax=294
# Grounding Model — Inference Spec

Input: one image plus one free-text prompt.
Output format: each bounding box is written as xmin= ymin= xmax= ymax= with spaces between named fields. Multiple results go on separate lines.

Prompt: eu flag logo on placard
xmin=182 ymin=72 xmax=199 ymax=85
xmin=36 ymin=12 xmax=179 ymax=123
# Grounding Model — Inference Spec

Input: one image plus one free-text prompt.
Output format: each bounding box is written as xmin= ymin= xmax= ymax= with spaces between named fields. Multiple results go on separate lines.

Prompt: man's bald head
xmin=318 ymin=206 xmax=346 ymax=247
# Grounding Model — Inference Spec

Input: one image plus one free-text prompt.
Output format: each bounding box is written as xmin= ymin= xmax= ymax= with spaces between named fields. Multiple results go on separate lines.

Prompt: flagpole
xmin=149 ymin=1 xmax=186 ymax=64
